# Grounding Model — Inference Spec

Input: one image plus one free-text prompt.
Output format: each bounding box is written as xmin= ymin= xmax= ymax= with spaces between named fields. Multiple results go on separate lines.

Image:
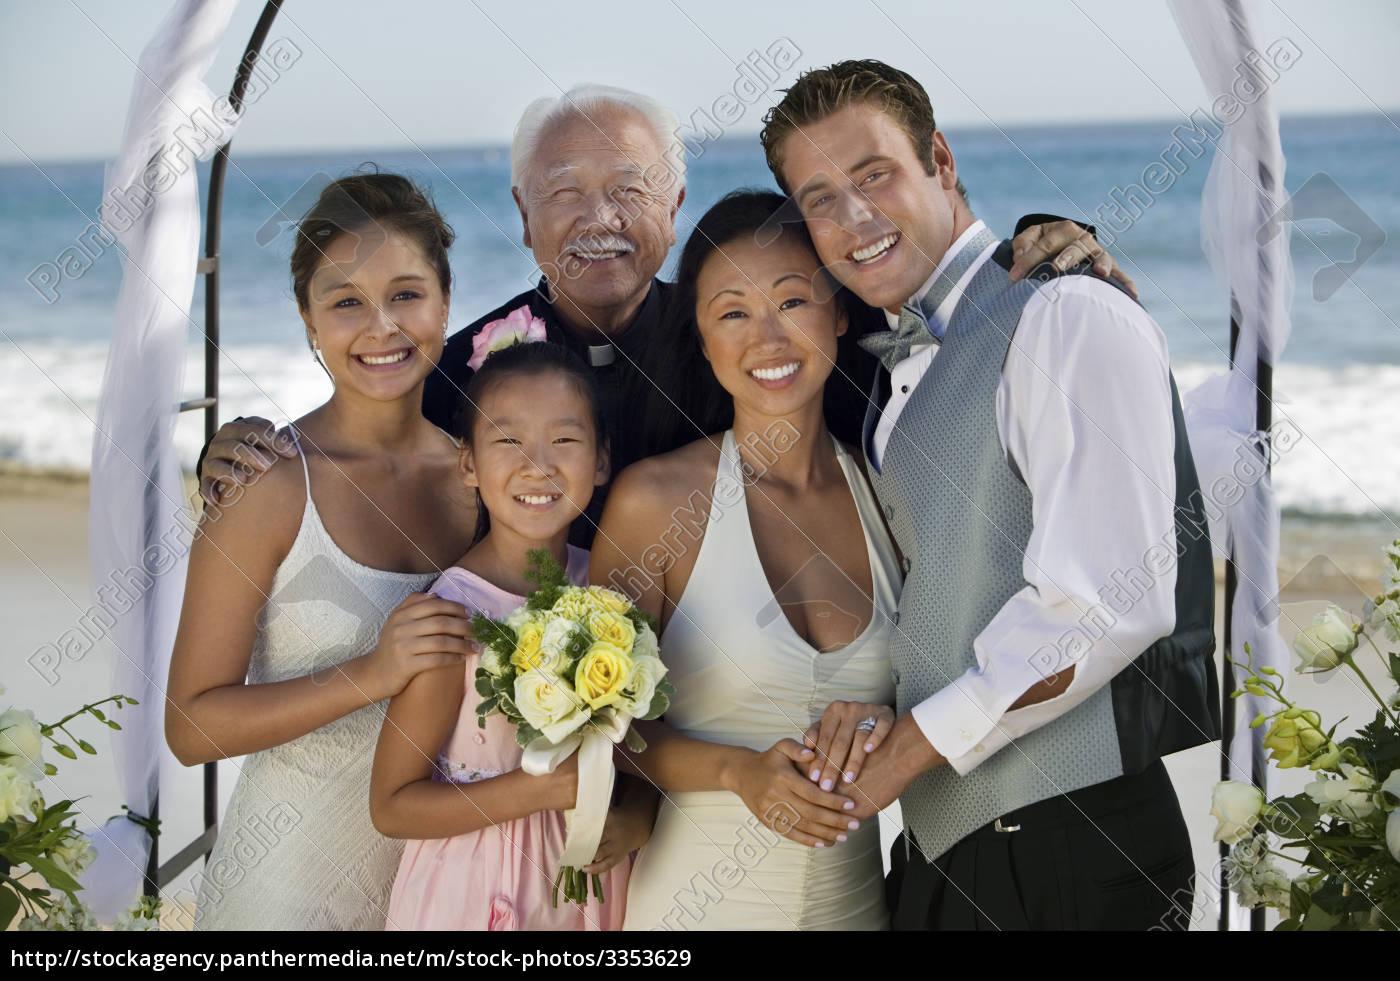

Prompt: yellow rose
xmin=574 ymin=642 xmax=633 ymax=711
xmin=588 ymin=610 xmax=636 ymax=651
xmin=510 ymin=623 xmax=546 ymax=672
xmin=587 ymin=585 xmax=633 ymax=614
xmin=1262 ymin=708 xmax=1330 ymax=769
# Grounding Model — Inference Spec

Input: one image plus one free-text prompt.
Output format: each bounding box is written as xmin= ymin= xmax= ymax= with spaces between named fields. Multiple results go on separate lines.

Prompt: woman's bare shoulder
xmin=201 ymin=443 xmax=307 ymax=534
xmin=609 ymin=435 xmax=722 ymax=503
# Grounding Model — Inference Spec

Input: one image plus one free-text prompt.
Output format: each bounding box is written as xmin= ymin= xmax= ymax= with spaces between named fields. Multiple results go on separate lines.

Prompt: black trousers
xmin=886 ymin=759 xmax=1195 ymax=931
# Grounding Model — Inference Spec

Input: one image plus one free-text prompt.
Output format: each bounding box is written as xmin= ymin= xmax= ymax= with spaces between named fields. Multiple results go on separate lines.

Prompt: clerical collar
xmin=534 ymin=275 xmax=657 ymax=360
xmin=884 ymin=219 xmax=992 ymax=330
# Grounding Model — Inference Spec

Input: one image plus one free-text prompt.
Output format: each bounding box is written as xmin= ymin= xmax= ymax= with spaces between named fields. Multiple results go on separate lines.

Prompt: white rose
xmin=619 ymin=654 xmax=668 ymax=717
xmin=1306 ymin=763 xmax=1376 ymax=821
xmin=1379 ymin=769 xmax=1400 ymax=806
xmin=539 ymin=618 xmax=576 ymax=661
xmin=1388 ymin=810 xmax=1400 ymax=864
xmin=0 ymin=708 xmax=46 ymax=778
xmin=1292 ymin=607 xmax=1357 ymax=671
xmin=0 ymin=761 xmax=39 ymax=822
xmin=513 ymin=670 xmax=588 ymax=743
xmin=1211 ymin=780 xmax=1265 ymax=844
xmin=632 ymin=623 xmax=659 ymax=662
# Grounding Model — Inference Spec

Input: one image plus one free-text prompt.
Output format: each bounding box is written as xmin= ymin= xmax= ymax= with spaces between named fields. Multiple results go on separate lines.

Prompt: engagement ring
xmin=856 ymin=716 xmax=878 ymax=732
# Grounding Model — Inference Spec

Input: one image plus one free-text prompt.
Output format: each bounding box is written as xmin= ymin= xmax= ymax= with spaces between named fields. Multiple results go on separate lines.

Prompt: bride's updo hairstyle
xmin=289 ymin=171 xmax=455 ymax=332
xmin=636 ymin=189 xmax=875 ymax=456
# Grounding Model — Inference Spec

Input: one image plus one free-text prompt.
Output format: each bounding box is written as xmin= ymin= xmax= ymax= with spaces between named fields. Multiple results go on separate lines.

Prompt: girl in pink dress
xmin=370 ymin=342 xmax=655 ymax=930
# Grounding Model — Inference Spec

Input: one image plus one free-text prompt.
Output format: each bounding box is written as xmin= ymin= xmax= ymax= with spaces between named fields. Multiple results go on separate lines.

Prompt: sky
xmin=1 ymin=0 xmax=1396 ymax=165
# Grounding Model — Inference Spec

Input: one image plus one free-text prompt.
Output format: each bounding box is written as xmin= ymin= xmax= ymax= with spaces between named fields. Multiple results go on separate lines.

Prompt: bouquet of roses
xmin=1210 ymin=537 xmax=1400 ymax=930
xmin=471 ymin=550 xmax=673 ymax=904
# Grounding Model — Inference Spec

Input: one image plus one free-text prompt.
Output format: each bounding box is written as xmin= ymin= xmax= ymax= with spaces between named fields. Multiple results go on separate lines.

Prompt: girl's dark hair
xmin=456 ymin=341 xmax=606 ymax=546
xmin=290 ymin=171 xmax=455 ymax=333
xmin=636 ymin=189 xmax=879 ymax=455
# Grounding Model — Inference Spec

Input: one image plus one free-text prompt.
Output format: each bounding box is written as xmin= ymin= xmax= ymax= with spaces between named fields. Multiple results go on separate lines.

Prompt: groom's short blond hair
xmin=760 ymin=59 xmax=967 ymax=202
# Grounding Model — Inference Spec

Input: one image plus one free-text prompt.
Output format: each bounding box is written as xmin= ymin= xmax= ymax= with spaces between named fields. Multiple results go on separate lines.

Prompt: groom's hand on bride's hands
xmin=844 ymin=714 xmax=947 ymax=821
xmin=1008 ymin=220 xmax=1138 ymax=298
xmin=727 ymin=740 xmax=860 ymax=849
xmin=802 ymin=701 xmax=894 ymax=793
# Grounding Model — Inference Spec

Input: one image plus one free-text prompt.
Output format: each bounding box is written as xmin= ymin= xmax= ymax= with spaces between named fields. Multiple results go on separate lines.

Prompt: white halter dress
xmin=622 ymin=431 xmax=900 ymax=931
xmin=195 ymin=441 xmax=436 ymax=930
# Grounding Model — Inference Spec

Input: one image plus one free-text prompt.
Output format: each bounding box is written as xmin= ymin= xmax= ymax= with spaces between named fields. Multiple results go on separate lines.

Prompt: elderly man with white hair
xmin=420 ymin=84 xmax=687 ymax=542
xmin=197 ymin=83 xmax=1120 ymax=546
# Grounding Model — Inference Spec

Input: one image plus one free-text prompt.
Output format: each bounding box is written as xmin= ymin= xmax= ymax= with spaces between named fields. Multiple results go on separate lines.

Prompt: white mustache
xmin=563 ymin=234 xmax=635 ymax=256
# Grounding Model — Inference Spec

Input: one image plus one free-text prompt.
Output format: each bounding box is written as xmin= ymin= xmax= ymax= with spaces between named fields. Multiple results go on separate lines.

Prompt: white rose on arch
xmin=1211 ymin=779 xmax=1266 ymax=844
xmin=1292 ymin=606 xmax=1358 ymax=671
xmin=0 ymin=708 xmax=46 ymax=779
xmin=0 ymin=761 xmax=40 ymax=822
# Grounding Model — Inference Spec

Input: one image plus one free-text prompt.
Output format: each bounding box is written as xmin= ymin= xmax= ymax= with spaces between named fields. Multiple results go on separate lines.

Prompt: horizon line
xmin=3 ymin=106 xmax=1394 ymax=169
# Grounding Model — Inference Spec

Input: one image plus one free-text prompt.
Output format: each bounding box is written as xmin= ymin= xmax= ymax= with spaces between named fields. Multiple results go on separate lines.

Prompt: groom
xmin=761 ymin=61 xmax=1220 ymax=930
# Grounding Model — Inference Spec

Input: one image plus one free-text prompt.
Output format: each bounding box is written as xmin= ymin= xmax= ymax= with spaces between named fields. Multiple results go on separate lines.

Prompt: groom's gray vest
xmin=864 ymin=236 xmax=1219 ymax=862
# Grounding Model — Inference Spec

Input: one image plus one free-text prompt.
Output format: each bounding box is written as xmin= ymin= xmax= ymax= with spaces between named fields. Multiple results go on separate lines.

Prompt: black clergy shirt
xmin=422 ymin=276 xmax=671 ymax=548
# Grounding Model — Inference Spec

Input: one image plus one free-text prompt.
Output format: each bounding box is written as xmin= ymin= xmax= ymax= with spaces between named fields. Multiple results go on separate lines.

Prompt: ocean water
xmin=1 ymin=113 xmax=1396 ymax=518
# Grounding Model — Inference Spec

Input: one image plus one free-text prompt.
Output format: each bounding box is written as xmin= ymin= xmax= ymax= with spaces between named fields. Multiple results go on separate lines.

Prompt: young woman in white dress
xmin=165 ymin=174 xmax=478 ymax=930
xmin=591 ymin=191 xmax=900 ymax=931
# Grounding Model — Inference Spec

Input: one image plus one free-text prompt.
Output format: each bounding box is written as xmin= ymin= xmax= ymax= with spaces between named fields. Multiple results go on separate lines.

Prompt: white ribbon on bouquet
xmin=519 ymin=708 xmax=633 ymax=867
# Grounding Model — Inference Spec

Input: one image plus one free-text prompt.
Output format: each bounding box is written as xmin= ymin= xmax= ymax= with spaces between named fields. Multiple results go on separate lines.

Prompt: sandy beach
xmin=3 ymin=464 xmax=1395 ymax=931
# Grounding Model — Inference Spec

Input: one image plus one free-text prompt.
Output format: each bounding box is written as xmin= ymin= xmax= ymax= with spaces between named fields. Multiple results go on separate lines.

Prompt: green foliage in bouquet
xmin=465 ymin=550 xmax=677 ymax=906
xmin=1211 ymin=538 xmax=1400 ymax=930
xmin=1 ymin=693 xmax=139 ymax=929
xmin=470 ymin=549 xmax=673 ymax=753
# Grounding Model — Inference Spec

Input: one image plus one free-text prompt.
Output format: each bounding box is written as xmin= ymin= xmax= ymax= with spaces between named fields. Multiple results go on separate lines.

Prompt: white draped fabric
xmin=1169 ymin=0 xmax=1294 ymax=925
xmin=81 ymin=0 xmax=240 ymax=920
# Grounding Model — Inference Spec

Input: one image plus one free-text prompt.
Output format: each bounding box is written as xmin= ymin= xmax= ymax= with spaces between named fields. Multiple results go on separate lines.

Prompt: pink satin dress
xmin=385 ymin=546 xmax=630 ymax=931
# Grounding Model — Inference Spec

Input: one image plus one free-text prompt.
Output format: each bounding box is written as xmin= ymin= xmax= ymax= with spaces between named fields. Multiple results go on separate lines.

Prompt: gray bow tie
xmin=858 ymin=301 xmax=938 ymax=373
xmin=857 ymin=224 xmax=1000 ymax=373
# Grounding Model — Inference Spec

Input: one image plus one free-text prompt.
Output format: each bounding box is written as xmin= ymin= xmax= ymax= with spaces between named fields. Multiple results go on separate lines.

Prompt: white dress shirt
xmin=872 ymin=221 xmax=1180 ymax=775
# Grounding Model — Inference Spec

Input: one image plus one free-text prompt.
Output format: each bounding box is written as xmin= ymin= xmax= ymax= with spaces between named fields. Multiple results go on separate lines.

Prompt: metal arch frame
xmin=158 ymin=0 xmax=1272 ymax=932
xmin=152 ymin=0 xmax=285 ymax=896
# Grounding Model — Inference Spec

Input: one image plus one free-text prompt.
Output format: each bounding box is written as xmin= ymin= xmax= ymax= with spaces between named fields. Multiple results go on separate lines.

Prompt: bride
xmin=590 ymin=190 xmax=899 ymax=931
